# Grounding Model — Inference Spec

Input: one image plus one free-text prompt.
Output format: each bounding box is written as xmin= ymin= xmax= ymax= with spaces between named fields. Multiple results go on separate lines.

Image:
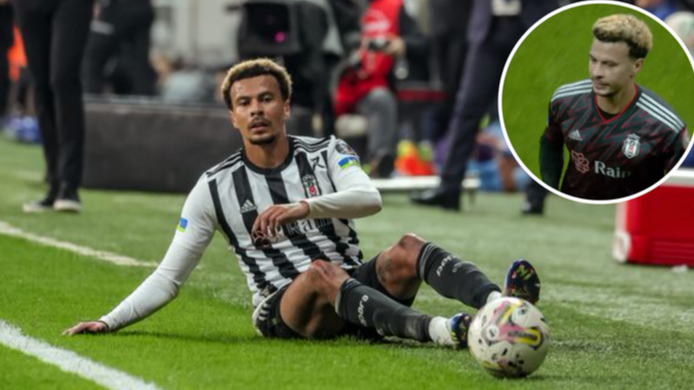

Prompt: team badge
xmin=335 ymin=140 xmax=359 ymax=159
xmin=302 ymin=175 xmax=320 ymax=198
xmin=622 ymin=134 xmax=640 ymax=159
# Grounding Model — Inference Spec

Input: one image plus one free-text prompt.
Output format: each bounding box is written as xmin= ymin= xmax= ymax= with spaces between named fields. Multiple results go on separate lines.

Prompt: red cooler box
xmin=613 ymin=170 xmax=694 ymax=266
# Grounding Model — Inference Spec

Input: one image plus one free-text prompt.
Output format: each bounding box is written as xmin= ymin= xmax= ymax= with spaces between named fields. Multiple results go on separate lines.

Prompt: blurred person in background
xmin=13 ymin=0 xmax=93 ymax=213
xmin=411 ymin=0 xmax=559 ymax=211
xmin=152 ymin=53 xmax=217 ymax=104
xmin=664 ymin=10 xmax=694 ymax=168
xmin=469 ymin=116 xmax=530 ymax=193
xmin=423 ymin=0 xmax=472 ymax=149
xmin=6 ymin=27 xmax=33 ymax=121
xmin=320 ymin=0 xmax=362 ymax=137
xmin=334 ymin=0 xmax=428 ymax=178
xmin=82 ymin=0 xmax=156 ymax=96
xmin=0 ymin=0 xmax=12 ymax=119
xmin=237 ymin=0 xmax=348 ymax=139
xmin=635 ymin=0 xmax=682 ymax=19
xmin=521 ymin=180 xmax=549 ymax=215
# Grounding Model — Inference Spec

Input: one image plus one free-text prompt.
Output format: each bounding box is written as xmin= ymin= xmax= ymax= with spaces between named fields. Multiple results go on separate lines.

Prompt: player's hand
xmin=383 ymin=36 xmax=405 ymax=58
xmin=62 ymin=321 xmax=109 ymax=336
xmin=252 ymin=202 xmax=310 ymax=241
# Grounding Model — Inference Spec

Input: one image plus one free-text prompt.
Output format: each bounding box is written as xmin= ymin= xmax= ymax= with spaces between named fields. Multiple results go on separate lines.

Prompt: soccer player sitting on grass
xmin=540 ymin=14 xmax=689 ymax=200
xmin=64 ymin=59 xmax=540 ymax=347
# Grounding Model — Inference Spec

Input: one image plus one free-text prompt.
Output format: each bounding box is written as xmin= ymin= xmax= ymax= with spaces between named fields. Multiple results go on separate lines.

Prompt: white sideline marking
xmin=0 ymin=320 xmax=166 ymax=390
xmin=0 ymin=221 xmax=155 ymax=267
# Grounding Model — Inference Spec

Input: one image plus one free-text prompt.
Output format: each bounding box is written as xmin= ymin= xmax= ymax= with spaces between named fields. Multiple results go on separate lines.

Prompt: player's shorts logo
xmin=571 ymin=151 xmax=590 ymax=174
xmin=622 ymin=134 xmax=641 ymax=159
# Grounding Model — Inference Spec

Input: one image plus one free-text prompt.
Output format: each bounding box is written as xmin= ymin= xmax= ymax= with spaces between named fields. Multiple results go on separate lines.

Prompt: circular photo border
xmin=498 ymin=0 xmax=694 ymax=205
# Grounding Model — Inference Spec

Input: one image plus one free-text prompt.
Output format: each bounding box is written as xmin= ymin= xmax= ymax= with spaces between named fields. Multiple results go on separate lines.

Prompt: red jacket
xmin=334 ymin=0 xmax=401 ymax=115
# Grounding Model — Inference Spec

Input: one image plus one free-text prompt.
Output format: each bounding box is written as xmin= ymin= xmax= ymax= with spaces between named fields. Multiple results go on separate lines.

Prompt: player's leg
xmin=13 ymin=0 xmax=61 ymax=210
xmin=374 ymin=233 xmax=541 ymax=308
xmin=51 ymin=0 xmax=92 ymax=207
xmin=357 ymin=87 xmax=397 ymax=178
xmin=373 ymin=233 xmax=499 ymax=309
xmin=274 ymin=260 xmax=351 ymax=339
xmin=278 ymin=260 xmax=466 ymax=347
xmin=521 ymin=180 xmax=548 ymax=216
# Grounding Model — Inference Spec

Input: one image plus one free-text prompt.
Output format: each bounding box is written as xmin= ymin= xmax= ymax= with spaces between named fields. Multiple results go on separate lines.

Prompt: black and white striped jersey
xmin=99 ymin=135 xmax=381 ymax=330
xmin=173 ymin=135 xmax=372 ymax=306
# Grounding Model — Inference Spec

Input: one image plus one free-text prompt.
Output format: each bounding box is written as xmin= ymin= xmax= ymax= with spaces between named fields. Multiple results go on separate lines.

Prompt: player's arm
xmin=63 ymin=177 xmax=217 ymax=335
xmin=252 ymin=137 xmax=382 ymax=236
xmin=539 ymin=102 xmax=564 ymax=189
xmin=304 ymin=137 xmax=381 ymax=218
xmin=663 ymin=126 xmax=690 ymax=172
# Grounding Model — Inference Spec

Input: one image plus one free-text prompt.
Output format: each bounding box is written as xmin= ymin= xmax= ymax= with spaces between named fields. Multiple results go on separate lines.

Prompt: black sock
xmin=336 ymin=279 xmax=432 ymax=342
xmin=416 ymin=242 xmax=500 ymax=309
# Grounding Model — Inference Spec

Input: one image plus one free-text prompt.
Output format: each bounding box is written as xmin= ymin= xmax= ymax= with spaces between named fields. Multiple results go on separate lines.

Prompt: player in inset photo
xmin=541 ymin=13 xmax=689 ymax=200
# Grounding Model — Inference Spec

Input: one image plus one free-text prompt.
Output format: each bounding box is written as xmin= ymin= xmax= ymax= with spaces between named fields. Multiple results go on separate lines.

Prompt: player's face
xmin=229 ymin=75 xmax=290 ymax=146
xmin=589 ymin=39 xmax=642 ymax=97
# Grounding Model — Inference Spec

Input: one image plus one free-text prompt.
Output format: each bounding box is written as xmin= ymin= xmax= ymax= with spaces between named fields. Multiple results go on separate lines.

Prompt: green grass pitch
xmin=1 ymin=132 xmax=694 ymax=389
xmin=501 ymin=3 xmax=694 ymax=178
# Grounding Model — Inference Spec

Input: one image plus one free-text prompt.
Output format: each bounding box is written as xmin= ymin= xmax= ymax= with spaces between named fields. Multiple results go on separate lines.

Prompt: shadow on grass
xmin=109 ymin=330 xmax=453 ymax=351
xmin=109 ymin=330 xmax=257 ymax=345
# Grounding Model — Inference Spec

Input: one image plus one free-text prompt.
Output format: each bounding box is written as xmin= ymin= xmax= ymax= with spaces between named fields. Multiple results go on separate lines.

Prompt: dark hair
xmin=221 ymin=58 xmax=292 ymax=110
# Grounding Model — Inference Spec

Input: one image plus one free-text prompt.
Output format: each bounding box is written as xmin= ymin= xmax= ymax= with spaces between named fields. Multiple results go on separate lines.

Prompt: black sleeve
xmin=539 ymin=134 xmax=564 ymax=189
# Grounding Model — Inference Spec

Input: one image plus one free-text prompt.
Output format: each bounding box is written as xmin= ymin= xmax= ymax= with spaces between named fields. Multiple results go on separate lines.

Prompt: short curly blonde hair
xmin=221 ymin=58 xmax=292 ymax=111
xmin=592 ymin=14 xmax=653 ymax=59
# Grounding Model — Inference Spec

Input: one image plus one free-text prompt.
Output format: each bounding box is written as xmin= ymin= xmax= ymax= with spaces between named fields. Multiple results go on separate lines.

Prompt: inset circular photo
xmin=500 ymin=0 xmax=694 ymax=203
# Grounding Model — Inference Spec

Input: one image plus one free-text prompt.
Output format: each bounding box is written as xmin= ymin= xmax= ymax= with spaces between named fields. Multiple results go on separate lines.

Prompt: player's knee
xmin=396 ymin=233 xmax=425 ymax=253
xmin=303 ymin=263 xmax=325 ymax=289
xmin=306 ymin=260 xmax=349 ymax=297
xmin=380 ymin=233 xmax=425 ymax=277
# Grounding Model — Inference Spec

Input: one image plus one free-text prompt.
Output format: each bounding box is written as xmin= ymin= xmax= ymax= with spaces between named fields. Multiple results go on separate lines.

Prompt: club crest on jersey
xmin=622 ymin=134 xmax=640 ymax=159
xmin=302 ymin=175 xmax=320 ymax=198
xmin=335 ymin=140 xmax=358 ymax=158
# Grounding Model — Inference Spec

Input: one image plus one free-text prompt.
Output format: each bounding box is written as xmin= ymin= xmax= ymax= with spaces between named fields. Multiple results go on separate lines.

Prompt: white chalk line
xmin=0 ymin=220 xmax=155 ymax=267
xmin=0 ymin=319 xmax=166 ymax=390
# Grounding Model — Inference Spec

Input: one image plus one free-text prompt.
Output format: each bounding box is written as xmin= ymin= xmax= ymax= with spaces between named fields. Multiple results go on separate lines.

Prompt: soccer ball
xmin=467 ymin=297 xmax=550 ymax=378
